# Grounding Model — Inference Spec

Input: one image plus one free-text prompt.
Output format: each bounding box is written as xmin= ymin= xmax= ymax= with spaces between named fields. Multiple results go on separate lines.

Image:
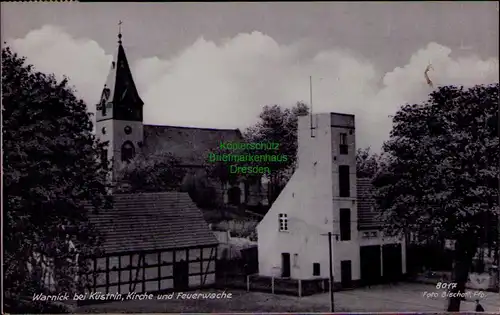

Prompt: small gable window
xmin=121 ymin=141 xmax=135 ymax=162
xmin=279 ymin=213 xmax=288 ymax=232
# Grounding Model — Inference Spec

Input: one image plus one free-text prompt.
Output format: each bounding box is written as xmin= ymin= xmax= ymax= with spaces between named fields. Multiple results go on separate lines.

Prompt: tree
xmin=244 ymin=102 xmax=309 ymax=204
xmin=181 ymin=169 xmax=219 ymax=209
xmin=356 ymin=147 xmax=383 ymax=179
xmin=372 ymin=84 xmax=499 ymax=311
xmin=116 ymin=151 xmax=186 ymax=193
xmin=2 ymin=46 xmax=112 ymax=312
xmin=204 ymin=145 xmax=243 ymax=207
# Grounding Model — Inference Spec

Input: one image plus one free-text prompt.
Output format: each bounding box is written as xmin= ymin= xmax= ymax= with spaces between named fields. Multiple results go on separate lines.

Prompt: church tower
xmin=96 ymin=27 xmax=144 ymax=180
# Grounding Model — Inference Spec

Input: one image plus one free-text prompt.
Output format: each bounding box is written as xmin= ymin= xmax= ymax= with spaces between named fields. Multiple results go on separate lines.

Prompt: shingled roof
xmin=103 ymin=39 xmax=143 ymax=110
xmin=357 ymin=178 xmax=382 ymax=230
xmin=142 ymin=125 xmax=243 ymax=166
xmin=89 ymin=192 xmax=218 ymax=254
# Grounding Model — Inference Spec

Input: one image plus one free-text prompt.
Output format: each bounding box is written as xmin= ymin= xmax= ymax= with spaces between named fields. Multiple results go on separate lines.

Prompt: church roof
xmin=88 ymin=192 xmax=218 ymax=254
xmin=357 ymin=178 xmax=382 ymax=230
xmin=100 ymin=32 xmax=143 ymax=118
xmin=142 ymin=125 xmax=243 ymax=166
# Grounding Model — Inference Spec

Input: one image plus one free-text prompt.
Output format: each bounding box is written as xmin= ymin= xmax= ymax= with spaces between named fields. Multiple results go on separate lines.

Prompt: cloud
xmin=8 ymin=26 xmax=499 ymax=151
xmin=10 ymin=25 xmax=113 ymax=105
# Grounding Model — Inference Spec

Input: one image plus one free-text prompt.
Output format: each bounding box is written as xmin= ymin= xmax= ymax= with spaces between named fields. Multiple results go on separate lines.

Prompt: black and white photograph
xmin=2 ymin=2 xmax=499 ymax=313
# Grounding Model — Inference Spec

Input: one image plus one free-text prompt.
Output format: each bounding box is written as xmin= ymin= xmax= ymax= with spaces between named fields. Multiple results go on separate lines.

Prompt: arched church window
xmin=121 ymin=141 xmax=135 ymax=162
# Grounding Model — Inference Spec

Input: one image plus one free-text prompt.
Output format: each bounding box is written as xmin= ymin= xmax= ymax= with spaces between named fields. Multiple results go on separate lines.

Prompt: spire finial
xmin=118 ymin=20 xmax=123 ymax=44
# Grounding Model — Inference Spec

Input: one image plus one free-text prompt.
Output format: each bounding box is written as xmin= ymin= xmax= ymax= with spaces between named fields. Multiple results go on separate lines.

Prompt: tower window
xmin=339 ymin=133 xmax=348 ymax=155
xmin=121 ymin=141 xmax=135 ymax=162
xmin=339 ymin=165 xmax=350 ymax=197
xmin=101 ymin=127 xmax=107 ymax=135
xmin=279 ymin=213 xmax=288 ymax=232
xmin=340 ymin=208 xmax=351 ymax=241
xmin=124 ymin=126 xmax=132 ymax=135
xmin=340 ymin=133 xmax=347 ymax=145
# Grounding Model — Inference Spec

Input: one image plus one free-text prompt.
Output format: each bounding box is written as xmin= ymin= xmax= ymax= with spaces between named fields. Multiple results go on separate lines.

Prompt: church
xmin=95 ymin=30 xmax=266 ymax=207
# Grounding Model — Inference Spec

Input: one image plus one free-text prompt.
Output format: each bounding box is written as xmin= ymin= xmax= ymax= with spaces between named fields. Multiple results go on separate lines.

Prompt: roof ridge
xmin=144 ymin=124 xmax=240 ymax=132
xmin=357 ymin=178 xmax=373 ymax=184
xmin=115 ymin=191 xmax=185 ymax=196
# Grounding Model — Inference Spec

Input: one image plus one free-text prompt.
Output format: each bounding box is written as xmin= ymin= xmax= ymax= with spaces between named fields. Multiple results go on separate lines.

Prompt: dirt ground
xmin=77 ymin=283 xmax=500 ymax=313
xmin=77 ymin=289 xmax=339 ymax=313
xmin=304 ymin=283 xmax=500 ymax=313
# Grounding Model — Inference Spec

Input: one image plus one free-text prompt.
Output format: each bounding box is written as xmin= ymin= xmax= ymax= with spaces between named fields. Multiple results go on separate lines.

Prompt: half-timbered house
xmin=83 ymin=192 xmax=218 ymax=296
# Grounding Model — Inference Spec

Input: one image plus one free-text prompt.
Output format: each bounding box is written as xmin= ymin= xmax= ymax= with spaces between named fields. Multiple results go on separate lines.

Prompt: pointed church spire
xmin=96 ymin=22 xmax=143 ymax=123
xmin=118 ymin=20 xmax=123 ymax=45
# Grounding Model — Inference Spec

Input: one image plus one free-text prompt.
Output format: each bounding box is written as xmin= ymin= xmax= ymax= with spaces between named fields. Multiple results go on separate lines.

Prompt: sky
xmin=2 ymin=2 xmax=499 ymax=151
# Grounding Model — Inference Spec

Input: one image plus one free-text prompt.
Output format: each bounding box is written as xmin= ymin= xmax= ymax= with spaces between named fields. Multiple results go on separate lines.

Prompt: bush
xmin=214 ymin=220 xmax=258 ymax=239
xmin=5 ymin=296 xmax=74 ymax=313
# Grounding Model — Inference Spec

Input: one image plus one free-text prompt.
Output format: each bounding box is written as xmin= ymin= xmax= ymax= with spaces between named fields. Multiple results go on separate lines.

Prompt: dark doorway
xmin=383 ymin=244 xmax=402 ymax=282
xmin=240 ymin=246 xmax=258 ymax=274
xmin=228 ymin=186 xmax=241 ymax=205
xmin=340 ymin=260 xmax=352 ymax=288
xmin=360 ymin=245 xmax=381 ymax=285
xmin=244 ymin=181 xmax=250 ymax=204
xmin=173 ymin=259 xmax=189 ymax=290
xmin=281 ymin=253 xmax=291 ymax=278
